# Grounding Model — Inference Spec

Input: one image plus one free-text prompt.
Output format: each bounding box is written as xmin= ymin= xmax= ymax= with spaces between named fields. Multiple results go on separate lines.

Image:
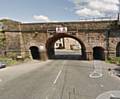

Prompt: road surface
xmin=0 ymin=60 xmax=120 ymax=99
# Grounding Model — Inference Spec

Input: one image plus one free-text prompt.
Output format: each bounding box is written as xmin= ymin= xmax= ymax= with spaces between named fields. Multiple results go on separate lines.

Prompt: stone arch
xmin=29 ymin=46 xmax=40 ymax=60
xmin=116 ymin=42 xmax=120 ymax=57
xmin=26 ymin=41 xmax=47 ymax=60
xmin=93 ymin=46 xmax=105 ymax=60
xmin=46 ymin=33 xmax=86 ymax=60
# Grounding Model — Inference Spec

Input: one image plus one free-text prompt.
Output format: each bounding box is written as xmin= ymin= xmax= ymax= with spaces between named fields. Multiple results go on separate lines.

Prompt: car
xmin=0 ymin=62 xmax=6 ymax=69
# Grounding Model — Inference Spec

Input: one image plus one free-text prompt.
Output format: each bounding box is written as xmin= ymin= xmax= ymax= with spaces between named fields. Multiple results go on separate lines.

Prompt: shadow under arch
xmin=46 ymin=33 xmax=86 ymax=60
xmin=116 ymin=42 xmax=120 ymax=57
xmin=93 ymin=46 xmax=105 ymax=60
xmin=29 ymin=46 xmax=40 ymax=60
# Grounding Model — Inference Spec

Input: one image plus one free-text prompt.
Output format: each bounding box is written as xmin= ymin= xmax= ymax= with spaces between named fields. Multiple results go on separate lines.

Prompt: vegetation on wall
xmin=0 ymin=56 xmax=19 ymax=66
xmin=0 ymin=19 xmax=20 ymax=32
xmin=0 ymin=31 xmax=6 ymax=55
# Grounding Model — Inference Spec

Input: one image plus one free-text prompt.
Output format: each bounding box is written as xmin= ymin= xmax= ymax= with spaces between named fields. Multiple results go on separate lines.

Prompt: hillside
xmin=0 ymin=19 xmax=21 ymax=31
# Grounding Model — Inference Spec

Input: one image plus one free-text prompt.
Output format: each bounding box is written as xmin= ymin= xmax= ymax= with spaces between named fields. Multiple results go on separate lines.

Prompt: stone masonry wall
xmin=2 ymin=20 xmax=120 ymax=60
xmin=5 ymin=32 xmax=21 ymax=58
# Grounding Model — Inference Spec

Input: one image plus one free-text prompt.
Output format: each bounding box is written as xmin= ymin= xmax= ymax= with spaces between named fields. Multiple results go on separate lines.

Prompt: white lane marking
xmin=96 ymin=90 xmax=120 ymax=99
xmin=53 ymin=70 xmax=62 ymax=84
xmin=110 ymin=94 xmax=115 ymax=97
xmin=53 ymin=60 xmax=66 ymax=85
xmin=89 ymin=71 xmax=103 ymax=78
xmin=100 ymin=84 xmax=104 ymax=87
xmin=89 ymin=60 xmax=103 ymax=79
xmin=0 ymin=79 xmax=2 ymax=82
xmin=46 ymin=96 xmax=48 ymax=99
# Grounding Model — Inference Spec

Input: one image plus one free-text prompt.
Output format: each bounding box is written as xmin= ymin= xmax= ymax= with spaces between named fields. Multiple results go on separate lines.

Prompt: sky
xmin=0 ymin=0 xmax=119 ymax=23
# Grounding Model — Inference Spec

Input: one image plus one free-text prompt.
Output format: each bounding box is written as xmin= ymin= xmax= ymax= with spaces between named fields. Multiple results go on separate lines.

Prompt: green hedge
xmin=0 ymin=57 xmax=19 ymax=66
xmin=107 ymin=57 xmax=120 ymax=65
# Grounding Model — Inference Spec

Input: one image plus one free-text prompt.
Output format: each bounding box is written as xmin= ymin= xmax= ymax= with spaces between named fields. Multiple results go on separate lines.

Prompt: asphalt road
xmin=0 ymin=60 xmax=120 ymax=99
xmin=54 ymin=49 xmax=82 ymax=60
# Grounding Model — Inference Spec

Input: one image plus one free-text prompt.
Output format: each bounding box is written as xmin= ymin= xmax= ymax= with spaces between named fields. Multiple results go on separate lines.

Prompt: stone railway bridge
xmin=1 ymin=19 xmax=120 ymax=60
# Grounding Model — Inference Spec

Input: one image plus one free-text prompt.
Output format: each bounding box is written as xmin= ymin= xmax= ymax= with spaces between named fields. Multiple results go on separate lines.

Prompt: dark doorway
xmin=116 ymin=42 xmax=120 ymax=57
xmin=93 ymin=47 xmax=105 ymax=60
xmin=30 ymin=46 xmax=40 ymax=60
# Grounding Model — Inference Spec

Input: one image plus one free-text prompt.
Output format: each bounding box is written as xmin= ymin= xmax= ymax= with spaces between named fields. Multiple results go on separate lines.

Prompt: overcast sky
xmin=0 ymin=0 xmax=119 ymax=23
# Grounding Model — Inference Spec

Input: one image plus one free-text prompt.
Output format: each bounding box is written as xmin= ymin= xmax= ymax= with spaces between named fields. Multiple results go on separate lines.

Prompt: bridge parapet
xmin=0 ymin=20 xmax=118 ymax=32
xmin=0 ymin=19 xmax=120 ymax=61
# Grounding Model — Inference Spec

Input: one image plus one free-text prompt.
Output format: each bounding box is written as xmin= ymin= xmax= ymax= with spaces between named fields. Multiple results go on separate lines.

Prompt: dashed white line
xmin=0 ymin=79 xmax=2 ymax=82
xmin=53 ymin=61 xmax=66 ymax=85
xmin=53 ymin=70 xmax=62 ymax=84
xmin=46 ymin=96 xmax=48 ymax=99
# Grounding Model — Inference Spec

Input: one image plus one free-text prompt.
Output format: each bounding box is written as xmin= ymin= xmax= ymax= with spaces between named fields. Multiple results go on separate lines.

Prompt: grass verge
xmin=0 ymin=57 xmax=21 ymax=66
xmin=106 ymin=57 xmax=120 ymax=66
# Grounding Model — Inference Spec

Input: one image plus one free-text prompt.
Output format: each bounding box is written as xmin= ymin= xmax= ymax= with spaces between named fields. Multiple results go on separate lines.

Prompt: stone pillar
xmin=104 ymin=50 xmax=108 ymax=60
xmin=40 ymin=45 xmax=48 ymax=61
xmin=40 ymin=50 xmax=48 ymax=61
xmin=18 ymin=24 xmax=26 ymax=58
xmin=86 ymin=51 xmax=93 ymax=60
xmin=108 ymin=51 xmax=116 ymax=58
xmin=85 ymin=47 xmax=93 ymax=60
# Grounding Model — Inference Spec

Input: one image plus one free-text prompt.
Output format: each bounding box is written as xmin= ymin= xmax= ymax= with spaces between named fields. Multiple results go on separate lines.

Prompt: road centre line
xmin=53 ymin=70 xmax=62 ymax=84
xmin=53 ymin=60 xmax=66 ymax=85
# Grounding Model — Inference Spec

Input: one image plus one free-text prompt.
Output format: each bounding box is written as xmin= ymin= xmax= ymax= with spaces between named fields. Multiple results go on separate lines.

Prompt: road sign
xmin=56 ymin=27 xmax=67 ymax=33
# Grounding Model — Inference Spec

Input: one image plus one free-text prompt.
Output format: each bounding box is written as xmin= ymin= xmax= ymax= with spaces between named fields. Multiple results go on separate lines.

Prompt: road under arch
xmin=46 ymin=33 xmax=86 ymax=60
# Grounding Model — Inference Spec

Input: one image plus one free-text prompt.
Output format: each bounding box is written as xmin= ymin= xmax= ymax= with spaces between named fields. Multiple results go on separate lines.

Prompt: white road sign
xmin=56 ymin=27 xmax=67 ymax=33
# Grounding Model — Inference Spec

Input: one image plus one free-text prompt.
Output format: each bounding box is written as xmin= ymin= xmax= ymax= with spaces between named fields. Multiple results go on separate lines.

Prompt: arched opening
xmin=116 ymin=42 xmax=120 ymax=57
xmin=93 ymin=47 xmax=105 ymax=60
xmin=54 ymin=37 xmax=82 ymax=60
xmin=29 ymin=46 xmax=40 ymax=60
xmin=46 ymin=33 xmax=86 ymax=60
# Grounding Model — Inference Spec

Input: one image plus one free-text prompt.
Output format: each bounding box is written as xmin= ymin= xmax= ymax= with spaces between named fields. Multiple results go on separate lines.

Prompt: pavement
xmin=0 ymin=60 xmax=119 ymax=99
